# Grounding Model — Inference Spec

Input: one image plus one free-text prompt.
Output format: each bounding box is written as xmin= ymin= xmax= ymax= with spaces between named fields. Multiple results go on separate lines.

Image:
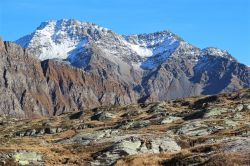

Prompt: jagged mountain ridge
xmin=15 ymin=19 xmax=238 ymax=67
xmin=16 ymin=19 xmax=183 ymax=70
xmin=0 ymin=19 xmax=249 ymax=118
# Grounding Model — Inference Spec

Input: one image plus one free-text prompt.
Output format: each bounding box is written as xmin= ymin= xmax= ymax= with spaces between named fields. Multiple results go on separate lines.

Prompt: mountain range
xmin=0 ymin=19 xmax=249 ymax=118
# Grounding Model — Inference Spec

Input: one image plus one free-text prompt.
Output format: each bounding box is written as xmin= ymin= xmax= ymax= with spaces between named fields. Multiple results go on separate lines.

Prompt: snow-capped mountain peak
xmin=15 ymin=19 xmax=238 ymax=71
xmin=16 ymin=19 xmax=185 ymax=70
xmin=125 ymin=31 xmax=182 ymax=69
xmin=200 ymin=47 xmax=235 ymax=61
xmin=15 ymin=19 xmax=111 ymax=60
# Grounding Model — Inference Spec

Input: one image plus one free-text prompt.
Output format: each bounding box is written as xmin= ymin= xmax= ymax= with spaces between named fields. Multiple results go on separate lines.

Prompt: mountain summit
xmin=0 ymin=19 xmax=248 ymax=118
xmin=16 ymin=19 xmax=241 ymax=71
xmin=16 ymin=19 xmax=184 ymax=70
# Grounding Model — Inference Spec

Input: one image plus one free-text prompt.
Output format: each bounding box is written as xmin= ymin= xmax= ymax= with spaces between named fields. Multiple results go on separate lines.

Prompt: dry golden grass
xmin=115 ymin=150 xmax=190 ymax=166
xmin=0 ymin=89 xmax=249 ymax=165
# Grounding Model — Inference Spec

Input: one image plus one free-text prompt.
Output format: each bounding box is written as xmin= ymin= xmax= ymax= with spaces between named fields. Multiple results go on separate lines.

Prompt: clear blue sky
xmin=0 ymin=0 xmax=249 ymax=65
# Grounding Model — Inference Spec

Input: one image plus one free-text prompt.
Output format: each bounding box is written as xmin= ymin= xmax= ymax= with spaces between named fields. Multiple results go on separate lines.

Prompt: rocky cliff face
xmin=0 ymin=40 xmax=140 ymax=118
xmin=0 ymin=40 xmax=52 ymax=118
xmin=41 ymin=59 xmax=140 ymax=115
xmin=0 ymin=19 xmax=249 ymax=118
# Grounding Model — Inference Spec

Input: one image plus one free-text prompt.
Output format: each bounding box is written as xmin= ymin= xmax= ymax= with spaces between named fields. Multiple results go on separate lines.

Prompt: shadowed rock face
xmin=41 ymin=59 xmax=139 ymax=115
xmin=0 ymin=40 xmax=140 ymax=118
xmin=0 ymin=40 xmax=52 ymax=118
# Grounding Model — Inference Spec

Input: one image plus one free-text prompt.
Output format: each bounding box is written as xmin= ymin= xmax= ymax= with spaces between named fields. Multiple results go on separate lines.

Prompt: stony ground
xmin=0 ymin=89 xmax=249 ymax=166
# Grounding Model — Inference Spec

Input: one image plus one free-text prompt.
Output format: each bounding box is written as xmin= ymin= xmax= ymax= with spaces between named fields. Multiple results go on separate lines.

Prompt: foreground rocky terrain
xmin=0 ymin=89 xmax=249 ymax=165
xmin=0 ymin=19 xmax=249 ymax=118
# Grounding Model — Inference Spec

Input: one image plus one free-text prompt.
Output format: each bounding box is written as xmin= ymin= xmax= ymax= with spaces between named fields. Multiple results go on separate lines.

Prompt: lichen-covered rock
xmin=161 ymin=116 xmax=182 ymax=124
xmin=93 ymin=136 xmax=180 ymax=165
xmin=116 ymin=120 xmax=151 ymax=129
xmin=14 ymin=151 xmax=43 ymax=165
xmin=15 ymin=126 xmax=64 ymax=137
xmin=56 ymin=129 xmax=117 ymax=144
xmin=204 ymin=108 xmax=229 ymax=117
xmin=91 ymin=111 xmax=116 ymax=121
xmin=177 ymin=121 xmax=213 ymax=136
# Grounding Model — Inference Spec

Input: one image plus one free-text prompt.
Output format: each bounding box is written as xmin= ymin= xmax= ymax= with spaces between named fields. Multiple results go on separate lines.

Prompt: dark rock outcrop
xmin=0 ymin=40 xmax=52 ymax=118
